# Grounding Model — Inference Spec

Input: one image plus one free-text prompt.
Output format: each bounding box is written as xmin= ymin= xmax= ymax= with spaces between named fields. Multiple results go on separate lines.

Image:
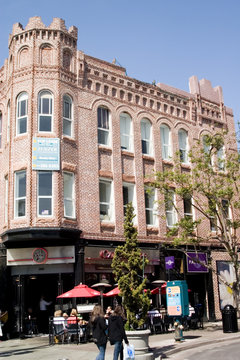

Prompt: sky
xmin=1 ymin=0 xmax=240 ymax=128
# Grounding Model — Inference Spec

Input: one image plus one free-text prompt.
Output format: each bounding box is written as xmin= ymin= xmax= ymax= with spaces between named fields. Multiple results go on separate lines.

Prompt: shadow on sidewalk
xmin=0 ymin=344 xmax=48 ymax=358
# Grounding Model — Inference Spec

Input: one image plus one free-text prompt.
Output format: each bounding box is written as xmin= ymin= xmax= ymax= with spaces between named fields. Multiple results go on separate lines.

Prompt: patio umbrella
xmin=57 ymin=283 xmax=101 ymax=298
xmin=105 ymin=286 xmax=121 ymax=297
xmin=151 ymin=280 xmax=166 ymax=306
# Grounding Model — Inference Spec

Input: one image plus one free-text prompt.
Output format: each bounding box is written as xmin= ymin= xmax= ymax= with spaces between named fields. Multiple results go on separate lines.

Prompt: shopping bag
xmin=123 ymin=343 xmax=135 ymax=360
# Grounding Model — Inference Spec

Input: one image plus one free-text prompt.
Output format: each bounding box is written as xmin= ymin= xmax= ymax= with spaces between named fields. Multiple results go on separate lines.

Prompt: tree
xmin=111 ymin=203 xmax=150 ymax=330
xmin=150 ymin=132 xmax=240 ymax=310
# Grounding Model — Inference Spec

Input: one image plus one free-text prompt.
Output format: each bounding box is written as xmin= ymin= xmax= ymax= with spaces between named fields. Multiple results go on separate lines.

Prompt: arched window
xmin=41 ymin=44 xmax=53 ymax=65
xmin=120 ymin=112 xmax=133 ymax=151
xmin=141 ymin=118 xmax=152 ymax=155
xmin=16 ymin=92 xmax=28 ymax=135
xmin=97 ymin=106 xmax=110 ymax=146
xmin=178 ymin=129 xmax=188 ymax=163
xmin=63 ymin=95 xmax=73 ymax=137
xmin=160 ymin=124 xmax=171 ymax=160
xmin=0 ymin=111 xmax=2 ymax=148
xmin=38 ymin=90 xmax=53 ymax=132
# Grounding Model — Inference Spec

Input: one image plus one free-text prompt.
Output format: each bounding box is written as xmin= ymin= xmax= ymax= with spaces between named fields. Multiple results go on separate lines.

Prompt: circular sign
xmin=32 ymin=248 xmax=48 ymax=264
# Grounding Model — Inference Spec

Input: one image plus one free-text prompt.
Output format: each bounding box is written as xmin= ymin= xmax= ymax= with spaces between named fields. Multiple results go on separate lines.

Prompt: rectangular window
xmin=178 ymin=130 xmax=188 ymax=163
xmin=217 ymin=147 xmax=225 ymax=171
xmin=38 ymin=92 xmax=53 ymax=132
xmin=38 ymin=171 xmax=52 ymax=216
xmin=120 ymin=114 xmax=132 ymax=151
xmin=160 ymin=125 xmax=171 ymax=160
xmin=64 ymin=172 xmax=75 ymax=218
xmin=222 ymin=199 xmax=231 ymax=221
xmin=99 ymin=179 xmax=113 ymax=221
xmin=165 ymin=191 xmax=177 ymax=228
xmin=15 ymin=170 xmax=26 ymax=218
xmin=183 ymin=197 xmax=193 ymax=219
xmin=141 ymin=120 xmax=152 ymax=155
xmin=63 ymin=95 xmax=73 ymax=137
xmin=123 ymin=183 xmax=136 ymax=219
xmin=98 ymin=107 xmax=110 ymax=146
xmin=7 ymin=101 xmax=10 ymax=143
xmin=4 ymin=176 xmax=8 ymax=222
xmin=16 ymin=94 xmax=28 ymax=135
xmin=144 ymin=189 xmax=156 ymax=226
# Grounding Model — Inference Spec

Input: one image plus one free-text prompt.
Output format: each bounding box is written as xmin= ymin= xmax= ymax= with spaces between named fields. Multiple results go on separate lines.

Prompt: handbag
xmin=123 ymin=343 xmax=135 ymax=360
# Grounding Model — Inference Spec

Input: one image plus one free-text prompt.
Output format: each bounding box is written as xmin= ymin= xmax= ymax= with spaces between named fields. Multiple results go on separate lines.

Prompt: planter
xmin=126 ymin=329 xmax=153 ymax=360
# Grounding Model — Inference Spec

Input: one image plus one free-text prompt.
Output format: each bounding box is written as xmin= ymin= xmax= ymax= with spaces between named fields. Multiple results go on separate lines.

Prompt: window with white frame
xmin=120 ymin=112 xmax=133 ymax=151
xmin=38 ymin=90 xmax=53 ymax=132
xmin=38 ymin=171 xmax=53 ymax=216
xmin=64 ymin=172 xmax=75 ymax=218
xmin=98 ymin=107 xmax=110 ymax=146
xmin=209 ymin=201 xmax=217 ymax=232
xmin=160 ymin=124 xmax=171 ymax=160
xmin=14 ymin=170 xmax=26 ymax=218
xmin=178 ymin=129 xmax=188 ymax=163
xmin=99 ymin=179 xmax=113 ymax=221
xmin=123 ymin=182 xmax=136 ymax=217
xmin=7 ymin=101 xmax=10 ymax=142
xmin=165 ymin=190 xmax=177 ymax=228
xmin=16 ymin=92 xmax=28 ymax=135
xmin=4 ymin=175 xmax=8 ymax=223
xmin=63 ymin=94 xmax=73 ymax=137
xmin=141 ymin=118 xmax=152 ymax=155
xmin=217 ymin=146 xmax=225 ymax=171
xmin=221 ymin=199 xmax=231 ymax=221
xmin=183 ymin=196 xmax=193 ymax=219
xmin=144 ymin=188 xmax=156 ymax=226
xmin=0 ymin=111 xmax=2 ymax=148
xmin=203 ymin=134 xmax=213 ymax=166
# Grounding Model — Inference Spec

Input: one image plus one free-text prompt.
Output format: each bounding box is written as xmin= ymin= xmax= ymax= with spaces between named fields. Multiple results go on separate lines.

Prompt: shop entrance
xmin=11 ymin=272 xmax=74 ymax=335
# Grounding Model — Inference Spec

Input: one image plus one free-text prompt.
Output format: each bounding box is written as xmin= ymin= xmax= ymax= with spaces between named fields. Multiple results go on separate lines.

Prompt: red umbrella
xmin=57 ymin=283 xmax=101 ymax=298
xmin=105 ymin=286 xmax=120 ymax=297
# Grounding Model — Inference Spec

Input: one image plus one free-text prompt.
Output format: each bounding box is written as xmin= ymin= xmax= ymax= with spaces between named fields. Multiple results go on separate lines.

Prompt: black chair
xmin=152 ymin=316 xmax=163 ymax=334
xmin=67 ymin=323 xmax=81 ymax=344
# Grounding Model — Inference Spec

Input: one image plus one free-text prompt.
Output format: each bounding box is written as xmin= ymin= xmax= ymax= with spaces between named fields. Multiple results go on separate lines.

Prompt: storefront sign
xmin=7 ymin=246 xmax=75 ymax=266
xmin=32 ymin=137 xmax=60 ymax=170
xmin=165 ymin=256 xmax=175 ymax=270
xmin=187 ymin=252 xmax=208 ymax=273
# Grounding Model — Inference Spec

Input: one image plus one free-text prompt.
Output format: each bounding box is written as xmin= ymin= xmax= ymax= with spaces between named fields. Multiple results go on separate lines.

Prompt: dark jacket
xmin=92 ymin=316 xmax=107 ymax=345
xmin=108 ymin=315 xmax=128 ymax=345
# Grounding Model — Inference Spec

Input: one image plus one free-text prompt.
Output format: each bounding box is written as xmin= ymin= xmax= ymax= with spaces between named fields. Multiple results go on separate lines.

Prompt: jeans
xmin=96 ymin=343 xmax=106 ymax=360
xmin=113 ymin=341 xmax=123 ymax=360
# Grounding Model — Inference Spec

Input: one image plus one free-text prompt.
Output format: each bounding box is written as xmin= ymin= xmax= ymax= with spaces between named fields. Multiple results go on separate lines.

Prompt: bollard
xmin=174 ymin=319 xmax=184 ymax=341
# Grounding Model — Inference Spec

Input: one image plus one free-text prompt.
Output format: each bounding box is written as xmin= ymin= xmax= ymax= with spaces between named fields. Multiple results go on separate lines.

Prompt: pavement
xmin=0 ymin=321 xmax=240 ymax=360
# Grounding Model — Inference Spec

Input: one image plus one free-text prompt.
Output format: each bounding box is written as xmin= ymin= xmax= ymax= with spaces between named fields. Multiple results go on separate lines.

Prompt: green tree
xmin=150 ymin=132 xmax=240 ymax=310
xmin=111 ymin=203 xmax=150 ymax=330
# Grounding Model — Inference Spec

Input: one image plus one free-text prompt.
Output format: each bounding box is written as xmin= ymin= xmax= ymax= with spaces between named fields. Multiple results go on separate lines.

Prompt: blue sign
xmin=32 ymin=138 xmax=60 ymax=171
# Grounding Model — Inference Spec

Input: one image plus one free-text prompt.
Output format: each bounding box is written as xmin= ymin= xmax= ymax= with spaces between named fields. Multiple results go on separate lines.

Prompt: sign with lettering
xmin=187 ymin=252 xmax=208 ymax=273
xmin=32 ymin=137 xmax=60 ymax=170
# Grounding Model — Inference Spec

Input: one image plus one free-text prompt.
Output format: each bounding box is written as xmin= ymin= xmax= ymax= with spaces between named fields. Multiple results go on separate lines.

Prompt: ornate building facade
xmin=0 ymin=16 xmax=237 ymax=334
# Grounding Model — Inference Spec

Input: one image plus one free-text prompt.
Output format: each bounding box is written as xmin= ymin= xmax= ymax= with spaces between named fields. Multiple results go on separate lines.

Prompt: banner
xmin=165 ymin=256 xmax=175 ymax=270
xmin=186 ymin=252 xmax=208 ymax=273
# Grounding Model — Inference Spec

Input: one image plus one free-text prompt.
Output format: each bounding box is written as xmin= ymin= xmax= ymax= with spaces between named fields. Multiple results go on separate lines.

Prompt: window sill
xmin=14 ymin=133 xmax=28 ymax=141
xmin=181 ymin=163 xmax=191 ymax=169
xmin=121 ymin=150 xmax=134 ymax=157
xmin=62 ymin=135 xmax=76 ymax=143
xmin=162 ymin=159 xmax=174 ymax=166
xmin=100 ymin=222 xmax=115 ymax=232
xmin=98 ymin=145 xmax=112 ymax=153
xmin=142 ymin=154 xmax=154 ymax=161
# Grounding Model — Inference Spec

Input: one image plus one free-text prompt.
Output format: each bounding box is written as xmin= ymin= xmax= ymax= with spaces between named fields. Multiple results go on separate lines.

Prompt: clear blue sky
xmin=1 ymin=0 xmax=240 ymax=128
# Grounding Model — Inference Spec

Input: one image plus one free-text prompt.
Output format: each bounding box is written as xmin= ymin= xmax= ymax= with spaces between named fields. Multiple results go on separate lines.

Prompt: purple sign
xmin=165 ymin=256 xmax=175 ymax=270
xmin=187 ymin=252 xmax=208 ymax=273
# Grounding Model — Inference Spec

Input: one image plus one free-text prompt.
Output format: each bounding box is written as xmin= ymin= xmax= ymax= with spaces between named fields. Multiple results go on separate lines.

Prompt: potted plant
xmin=111 ymin=203 xmax=153 ymax=359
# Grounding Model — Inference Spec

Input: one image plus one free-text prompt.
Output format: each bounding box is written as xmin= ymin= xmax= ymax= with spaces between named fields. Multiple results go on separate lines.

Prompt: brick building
xmin=0 ymin=16 xmax=237 ymax=334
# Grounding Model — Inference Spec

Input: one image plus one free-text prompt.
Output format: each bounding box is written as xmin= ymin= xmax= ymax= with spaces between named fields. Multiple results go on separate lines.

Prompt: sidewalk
xmin=0 ymin=321 xmax=240 ymax=360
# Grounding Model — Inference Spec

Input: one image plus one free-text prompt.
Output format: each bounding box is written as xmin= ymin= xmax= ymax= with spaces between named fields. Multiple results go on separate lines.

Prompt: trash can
xmin=222 ymin=304 xmax=238 ymax=333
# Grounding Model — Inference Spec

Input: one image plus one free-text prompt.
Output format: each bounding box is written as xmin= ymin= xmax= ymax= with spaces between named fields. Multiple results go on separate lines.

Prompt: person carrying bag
xmin=108 ymin=306 xmax=129 ymax=360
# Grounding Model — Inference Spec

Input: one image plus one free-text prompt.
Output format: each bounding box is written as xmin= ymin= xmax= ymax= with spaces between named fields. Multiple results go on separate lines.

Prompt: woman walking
xmin=108 ymin=306 xmax=129 ymax=360
xmin=90 ymin=305 xmax=108 ymax=360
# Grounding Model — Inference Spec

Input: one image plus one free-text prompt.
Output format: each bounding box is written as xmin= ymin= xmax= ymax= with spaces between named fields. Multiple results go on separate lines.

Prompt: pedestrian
xmin=39 ymin=295 xmax=52 ymax=333
xmin=90 ymin=304 xmax=108 ymax=360
xmin=108 ymin=305 xmax=129 ymax=360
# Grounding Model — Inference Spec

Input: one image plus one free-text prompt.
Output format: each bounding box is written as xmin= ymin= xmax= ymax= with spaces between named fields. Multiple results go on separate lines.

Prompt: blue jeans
xmin=96 ymin=343 xmax=106 ymax=360
xmin=113 ymin=341 xmax=123 ymax=360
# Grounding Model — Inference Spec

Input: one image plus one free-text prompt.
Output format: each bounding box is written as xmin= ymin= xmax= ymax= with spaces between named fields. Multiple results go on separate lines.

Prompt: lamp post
xmin=151 ymin=279 xmax=166 ymax=308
